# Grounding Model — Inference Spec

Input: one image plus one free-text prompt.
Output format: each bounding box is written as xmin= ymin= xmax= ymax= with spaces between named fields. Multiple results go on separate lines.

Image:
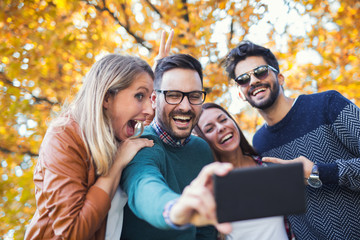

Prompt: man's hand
xmin=169 ymin=162 xmax=234 ymax=234
xmin=262 ymin=156 xmax=314 ymax=179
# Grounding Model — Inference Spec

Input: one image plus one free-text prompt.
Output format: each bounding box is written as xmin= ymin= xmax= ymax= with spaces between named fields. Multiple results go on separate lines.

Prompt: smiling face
xmin=235 ymin=56 xmax=283 ymax=110
xmin=153 ymin=68 xmax=203 ymax=141
xmin=104 ymin=72 xmax=154 ymax=141
xmin=198 ymin=108 xmax=240 ymax=155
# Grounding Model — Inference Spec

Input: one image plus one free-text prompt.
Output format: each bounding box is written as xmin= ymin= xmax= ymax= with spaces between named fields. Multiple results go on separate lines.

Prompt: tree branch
xmin=181 ymin=0 xmax=189 ymax=22
xmin=83 ymin=0 xmax=151 ymax=51
xmin=143 ymin=0 xmax=162 ymax=18
xmin=229 ymin=17 xmax=234 ymax=45
xmin=0 ymin=146 xmax=38 ymax=157
xmin=0 ymin=72 xmax=59 ymax=106
xmin=120 ymin=2 xmax=130 ymax=28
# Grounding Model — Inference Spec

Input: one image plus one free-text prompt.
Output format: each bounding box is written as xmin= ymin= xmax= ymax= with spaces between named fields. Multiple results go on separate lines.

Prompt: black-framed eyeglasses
xmin=155 ymin=90 xmax=206 ymax=105
xmin=234 ymin=65 xmax=278 ymax=86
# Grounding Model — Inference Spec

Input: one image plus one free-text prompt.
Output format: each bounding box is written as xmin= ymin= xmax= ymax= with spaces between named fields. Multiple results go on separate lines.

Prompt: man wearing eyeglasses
xmin=119 ymin=54 xmax=219 ymax=240
xmin=225 ymin=41 xmax=360 ymax=239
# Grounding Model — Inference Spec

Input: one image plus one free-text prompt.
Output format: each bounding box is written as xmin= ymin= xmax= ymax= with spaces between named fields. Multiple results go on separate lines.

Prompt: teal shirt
xmin=120 ymin=126 xmax=216 ymax=240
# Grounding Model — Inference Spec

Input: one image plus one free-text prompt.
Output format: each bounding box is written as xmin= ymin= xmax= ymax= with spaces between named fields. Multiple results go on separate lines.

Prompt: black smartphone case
xmin=213 ymin=162 xmax=306 ymax=223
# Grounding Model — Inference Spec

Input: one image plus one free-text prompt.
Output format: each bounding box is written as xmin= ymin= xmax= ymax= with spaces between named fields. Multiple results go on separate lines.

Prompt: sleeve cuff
xmin=87 ymin=185 xmax=112 ymax=215
xmin=162 ymin=198 xmax=193 ymax=230
xmin=318 ymin=163 xmax=339 ymax=184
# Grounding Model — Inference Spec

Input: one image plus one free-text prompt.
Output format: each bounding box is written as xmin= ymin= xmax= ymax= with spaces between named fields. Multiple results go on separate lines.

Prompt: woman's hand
xmin=169 ymin=162 xmax=234 ymax=234
xmin=96 ymin=138 xmax=153 ymax=199
xmin=262 ymin=156 xmax=314 ymax=179
xmin=114 ymin=138 xmax=154 ymax=169
xmin=153 ymin=29 xmax=174 ymax=70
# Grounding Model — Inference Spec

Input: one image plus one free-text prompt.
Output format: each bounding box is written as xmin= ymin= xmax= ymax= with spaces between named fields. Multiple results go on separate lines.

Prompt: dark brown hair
xmin=154 ymin=54 xmax=203 ymax=89
xmin=193 ymin=102 xmax=257 ymax=162
xmin=225 ymin=40 xmax=279 ymax=80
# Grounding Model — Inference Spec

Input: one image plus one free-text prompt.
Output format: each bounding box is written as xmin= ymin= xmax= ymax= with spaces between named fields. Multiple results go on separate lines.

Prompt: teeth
xmin=173 ymin=116 xmax=191 ymax=121
xmin=253 ymin=88 xmax=266 ymax=96
xmin=221 ymin=133 xmax=233 ymax=143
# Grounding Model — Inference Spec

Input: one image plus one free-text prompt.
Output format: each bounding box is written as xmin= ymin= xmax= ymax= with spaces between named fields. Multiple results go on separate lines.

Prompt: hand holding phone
xmin=213 ymin=162 xmax=306 ymax=223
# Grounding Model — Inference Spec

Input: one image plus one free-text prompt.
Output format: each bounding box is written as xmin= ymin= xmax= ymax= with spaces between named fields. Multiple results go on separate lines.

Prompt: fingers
xmin=153 ymin=29 xmax=174 ymax=71
xmin=192 ymin=162 xmax=233 ymax=187
xmin=262 ymin=156 xmax=314 ymax=179
xmin=186 ymin=186 xmax=216 ymax=223
xmin=262 ymin=156 xmax=310 ymax=165
xmin=170 ymin=162 xmax=234 ymax=228
xmin=172 ymin=184 xmax=216 ymax=226
xmin=164 ymin=29 xmax=174 ymax=54
xmin=115 ymin=138 xmax=153 ymax=166
xmin=262 ymin=157 xmax=287 ymax=164
xmin=157 ymin=29 xmax=174 ymax=59
xmin=120 ymin=137 xmax=154 ymax=148
xmin=158 ymin=30 xmax=166 ymax=56
xmin=134 ymin=138 xmax=154 ymax=148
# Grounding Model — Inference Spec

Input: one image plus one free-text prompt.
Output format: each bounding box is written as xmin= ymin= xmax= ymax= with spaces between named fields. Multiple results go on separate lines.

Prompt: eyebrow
xmin=217 ymin=113 xmax=224 ymax=120
xmin=203 ymin=113 xmax=224 ymax=128
xmin=137 ymin=86 xmax=150 ymax=92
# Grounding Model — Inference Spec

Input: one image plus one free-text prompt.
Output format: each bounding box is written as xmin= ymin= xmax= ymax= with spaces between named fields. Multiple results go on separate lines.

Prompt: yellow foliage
xmin=219 ymin=2 xmax=226 ymax=9
xmin=0 ymin=0 xmax=359 ymax=238
xmin=0 ymin=126 xmax=6 ymax=134
xmin=2 ymin=56 xmax=9 ymax=64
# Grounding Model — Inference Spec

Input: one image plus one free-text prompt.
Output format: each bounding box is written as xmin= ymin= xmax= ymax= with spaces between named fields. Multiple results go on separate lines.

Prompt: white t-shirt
xmin=226 ymin=216 xmax=288 ymax=240
xmin=105 ymin=186 xmax=128 ymax=240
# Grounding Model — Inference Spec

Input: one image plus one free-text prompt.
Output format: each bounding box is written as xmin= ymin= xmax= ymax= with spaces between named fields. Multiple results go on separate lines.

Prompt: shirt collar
xmin=151 ymin=120 xmax=191 ymax=147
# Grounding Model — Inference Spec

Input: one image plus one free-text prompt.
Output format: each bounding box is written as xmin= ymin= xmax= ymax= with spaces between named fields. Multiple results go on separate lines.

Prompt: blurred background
xmin=1 ymin=0 xmax=359 ymax=238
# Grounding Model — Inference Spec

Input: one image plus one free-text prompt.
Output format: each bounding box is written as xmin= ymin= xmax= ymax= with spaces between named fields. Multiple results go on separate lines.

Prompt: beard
xmin=157 ymin=108 xmax=199 ymax=140
xmin=246 ymin=80 xmax=280 ymax=110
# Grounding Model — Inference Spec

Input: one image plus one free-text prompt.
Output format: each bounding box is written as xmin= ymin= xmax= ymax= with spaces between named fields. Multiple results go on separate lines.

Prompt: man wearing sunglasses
xmin=225 ymin=41 xmax=360 ymax=239
xmin=119 ymin=54 xmax=220 ymax=240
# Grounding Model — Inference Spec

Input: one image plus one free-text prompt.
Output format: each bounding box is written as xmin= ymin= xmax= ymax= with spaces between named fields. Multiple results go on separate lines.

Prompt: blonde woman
xmin=25 ymin=54 xmax=154 ymax=240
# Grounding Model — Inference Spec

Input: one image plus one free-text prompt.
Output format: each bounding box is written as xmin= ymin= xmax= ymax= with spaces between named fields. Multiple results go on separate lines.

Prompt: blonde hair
xmin=52 ymin=54 xmax=153 ymax=175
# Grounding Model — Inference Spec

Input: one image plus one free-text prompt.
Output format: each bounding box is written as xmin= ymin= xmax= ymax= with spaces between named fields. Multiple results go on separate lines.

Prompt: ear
xmin=236 ymin=85 xmax=247 ymax=101
xmin=151 ymin=91 xmax=157 ymax=109
xmin=103 ymin=92 xmax=112 ymax=109
xmin=277 ymin=73 xmax=285 ymax=86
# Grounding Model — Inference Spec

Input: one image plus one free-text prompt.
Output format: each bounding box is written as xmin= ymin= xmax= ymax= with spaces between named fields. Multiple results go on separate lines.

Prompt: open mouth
xmin=220 ymin=133 xmax=233 ymax=144
xmin=251 ymin=87 xmax=267 ymax=96
xmin=173 ymin=115 xmax=191 ymax=127
xmin=128 ymin=119 xmax=139 ymax=129
xmin=127 ymin=120 xmax=137 ymax=136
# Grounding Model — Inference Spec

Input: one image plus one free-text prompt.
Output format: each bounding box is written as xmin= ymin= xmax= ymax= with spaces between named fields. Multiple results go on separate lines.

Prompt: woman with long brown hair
xmin=194 ymin=102 xmax=293 ymax=240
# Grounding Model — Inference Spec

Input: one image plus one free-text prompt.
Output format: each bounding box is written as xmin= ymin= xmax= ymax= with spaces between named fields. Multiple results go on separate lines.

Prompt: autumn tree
xmin=0 ymin=0 xmax=359 ymax=238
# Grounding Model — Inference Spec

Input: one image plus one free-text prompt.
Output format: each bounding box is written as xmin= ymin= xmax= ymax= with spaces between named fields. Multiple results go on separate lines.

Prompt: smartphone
xmin=213 ymin=162 xmax=306 ymax=223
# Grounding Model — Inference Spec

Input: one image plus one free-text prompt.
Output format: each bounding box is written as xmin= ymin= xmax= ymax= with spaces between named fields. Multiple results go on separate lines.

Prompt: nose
xmin=215 ymin=122 xmax=225 ymax=133
xmin=143 ymin=98 xmax=154 ymax=117
xmin=249 ymin=74 xmax=260 ymax=86
xmin=178 ymin=95 xmax=192 ymax=112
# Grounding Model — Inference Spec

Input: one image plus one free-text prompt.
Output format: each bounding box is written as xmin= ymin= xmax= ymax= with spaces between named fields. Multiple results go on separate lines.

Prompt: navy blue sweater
xmin=253 ymin=90 xmax=360 ymax=240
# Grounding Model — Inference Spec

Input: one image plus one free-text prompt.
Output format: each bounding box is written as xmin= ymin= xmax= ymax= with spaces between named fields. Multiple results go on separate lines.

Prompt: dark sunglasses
xmin=234 ymin=65 xmax=278 ymax=86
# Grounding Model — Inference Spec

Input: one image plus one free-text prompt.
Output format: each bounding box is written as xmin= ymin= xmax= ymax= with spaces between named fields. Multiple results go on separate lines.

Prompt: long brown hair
xmin=193 ymin=102 xmax=257 ymax=162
